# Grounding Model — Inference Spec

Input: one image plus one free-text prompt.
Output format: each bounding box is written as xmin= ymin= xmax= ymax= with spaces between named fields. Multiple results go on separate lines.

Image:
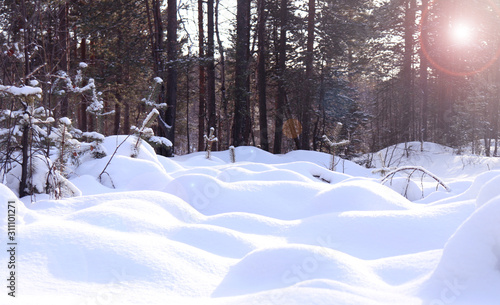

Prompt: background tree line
xmin=1 ymin=0 xmax=500 ymax=158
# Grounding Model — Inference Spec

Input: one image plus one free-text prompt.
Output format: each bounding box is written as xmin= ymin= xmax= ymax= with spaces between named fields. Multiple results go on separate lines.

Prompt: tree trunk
xmin=420 ymin=0 xmax=429 ymax=144
xmin=273 ymin=0 xmax=287 ymax=154
xmin=124 ymin=102 xmax=130 ymax=133
xmin=401 ymin=0 xmax=416 ymax=142
xmin=301 ymin=0 xmax=315 ymax=150
xmin=186 ymin=64 xmax=191 ymax=153
xmin=19 ymin=122 xmax=30 ymax=198
xmin=215 ymin=0 xmax=228 ymax=149
xmin=79 ymin=38 xmax=88 ymax=131
xmin=207 ymin=0 xmax=217 ymax=140
xmin=114 ymin=96 xmax=121 ymax=135
xmin=257 ymin=0 xmax=269 ymax=151
xmin=164 ymin=0 xmax=178 ymax=156
xmin=19 ymin=0 xmax=31 ymax=197
xmin=198 ymin=0 xmax=206 ymax=151
xmin=232 ymin=0 xmax=251 ymax=146
xmin=58 ymin=1 xmax=70 ymax=117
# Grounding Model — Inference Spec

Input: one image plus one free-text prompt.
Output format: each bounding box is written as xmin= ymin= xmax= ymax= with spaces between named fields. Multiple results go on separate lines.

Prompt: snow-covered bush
xmin=131 ymin=108 xmax=172 ymax=158
xmin=0 ymin=81 xmax=106 ymax=199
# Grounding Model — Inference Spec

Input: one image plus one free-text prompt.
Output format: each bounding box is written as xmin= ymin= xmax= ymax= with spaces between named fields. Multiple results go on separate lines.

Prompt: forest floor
xmin=2 ymin=137 xmax=500 ymax=304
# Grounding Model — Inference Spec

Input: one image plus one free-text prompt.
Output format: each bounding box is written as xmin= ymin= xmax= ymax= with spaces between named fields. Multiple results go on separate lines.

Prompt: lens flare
xmin=451 ymin=23 xmax=472 ymax=44
xmin=420 ymin=0 xmax=500 ymax=77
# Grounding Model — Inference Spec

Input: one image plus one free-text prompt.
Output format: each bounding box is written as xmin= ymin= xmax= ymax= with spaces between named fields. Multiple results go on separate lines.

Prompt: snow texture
xmin=1 ymin=141 xmax=500 ymax=304
xmin=0 ymin=84 xmax=42 ymax=96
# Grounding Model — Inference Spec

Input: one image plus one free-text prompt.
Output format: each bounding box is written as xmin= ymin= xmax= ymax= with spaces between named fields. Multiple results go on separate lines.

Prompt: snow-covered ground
xmin=2 ymin=137 xmax=500 ymax=304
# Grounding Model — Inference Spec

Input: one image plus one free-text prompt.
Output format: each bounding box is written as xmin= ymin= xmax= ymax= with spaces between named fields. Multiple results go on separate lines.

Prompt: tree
xmin=301 ymin=0 xmax=316 ymax=150
xmin=207 ymin=0 xmax=217 ymax=142
xmin=256 ymin=0 xmax=269 ymax=151
xmin=232 ymin=0 xmax=251 ymax=146
xmin=198 ymin=0 xmax=206 ymax=150
xmin=163 ymin=0 xmax=178 ymax=156
xmin=273 ymin=0 xmax=287 ymax=153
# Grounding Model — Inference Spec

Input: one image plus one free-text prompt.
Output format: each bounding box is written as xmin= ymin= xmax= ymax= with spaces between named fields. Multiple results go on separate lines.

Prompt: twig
xmin=381 ymin=166 xmax=451 ymax=193
xmin=97 ymin=135 xmax=131 ymax=184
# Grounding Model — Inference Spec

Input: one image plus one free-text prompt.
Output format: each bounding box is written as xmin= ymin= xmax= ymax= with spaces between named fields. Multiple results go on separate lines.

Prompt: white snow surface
xmin=0 ymin=84 xmax=42 ymax=96
xmin=2 ymin=140 xmax=500 ymax=304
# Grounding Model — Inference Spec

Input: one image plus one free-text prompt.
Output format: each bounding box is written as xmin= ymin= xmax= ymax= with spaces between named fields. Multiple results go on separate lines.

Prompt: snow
xmin=2 ymin=140 xmax=500 ymax=304
xmin=0 ymin=84 xmax=42 ymax=96
xmin=59 ymin=117 xmax=72 ymax=126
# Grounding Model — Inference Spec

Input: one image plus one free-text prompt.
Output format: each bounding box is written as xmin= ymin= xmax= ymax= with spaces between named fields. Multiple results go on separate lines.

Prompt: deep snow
xmin=2 ymin=138 xmax=500 ymax=304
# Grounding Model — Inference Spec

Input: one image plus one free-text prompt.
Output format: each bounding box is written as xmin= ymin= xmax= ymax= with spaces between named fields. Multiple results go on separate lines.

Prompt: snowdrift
xmin=1 ymin=140 xmax=500 ymax=304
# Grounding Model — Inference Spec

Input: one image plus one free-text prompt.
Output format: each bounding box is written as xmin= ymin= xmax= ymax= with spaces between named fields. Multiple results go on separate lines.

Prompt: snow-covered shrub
xmin=322 ymin=122 xmax=350 ymax=171
xmin=3 ymin=154 xmax=81 ymax=199
xmin=131 ymin=108 xmax=171 ymax=158
xmin=204 ymin=127 xmax=218 ymax=160
xmin=0 ymin=81 xmax=106 ymax=199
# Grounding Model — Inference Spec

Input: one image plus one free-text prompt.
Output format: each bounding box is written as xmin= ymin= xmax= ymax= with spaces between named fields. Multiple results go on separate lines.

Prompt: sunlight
xmin=451 ymin=22 xmax=473 ymax=44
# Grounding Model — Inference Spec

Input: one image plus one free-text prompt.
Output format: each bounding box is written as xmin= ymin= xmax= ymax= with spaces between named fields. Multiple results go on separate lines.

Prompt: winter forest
xmin=3 ymin=0 xmax=500 ymax=304
xmin=3 ymin=0 xmax=500 ymax=159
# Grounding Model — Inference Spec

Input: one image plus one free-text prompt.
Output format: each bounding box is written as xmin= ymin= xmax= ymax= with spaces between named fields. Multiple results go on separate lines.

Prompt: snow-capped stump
xmin=204 ymin=127 xmax=218 ymax=160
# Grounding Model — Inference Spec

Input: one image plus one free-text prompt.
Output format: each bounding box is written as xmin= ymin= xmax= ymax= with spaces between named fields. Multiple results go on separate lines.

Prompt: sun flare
xmin=451 ymin=23 xmax=473 ymax=44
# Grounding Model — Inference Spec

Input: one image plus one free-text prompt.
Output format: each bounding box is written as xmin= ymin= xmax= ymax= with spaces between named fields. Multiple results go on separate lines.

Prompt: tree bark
xmin=58 ymin=1 xmax=70 ymax=117
xmin=19 ymin=122 xmax=30 ymax=198
xmin=198 ymin=0 xmax=206 ymax=151
xmin=164 ymin=0 xmax=178 ymax=156
xmin=114 ymin=95 xmax=121 ymax=135
xmin=124 ymin=102 xmax=130 ymax=133
xmin=232 ymin=0 xmax=251 ymax=146
xmin=273 ymin=0 xmax=287 ymax=153
xmin=215 ymin=0 xmax=228 ymax=149
xmin=79 ymin=38 xmax=88 ymax=131
xmin=301 ymin=0 xmax=315 ymax=150
xmin=402 ymin=0 xmax=416 ymax=142
xmin=420 ymin=0 xmax=429 ymax=144
xmin=207 ymin=0 xmax=217 ymax=141
xmin=257 ymin=0 xmax=269 ymax=151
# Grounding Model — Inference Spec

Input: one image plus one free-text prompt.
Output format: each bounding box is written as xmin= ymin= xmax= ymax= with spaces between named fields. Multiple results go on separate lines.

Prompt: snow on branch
xmin=0 ymin=84 xmax=42 ymax=96
xmin=322 ymin=122 xmax=350 ymax=171
xmin=142 ymin=77 xmax=167 ymax=109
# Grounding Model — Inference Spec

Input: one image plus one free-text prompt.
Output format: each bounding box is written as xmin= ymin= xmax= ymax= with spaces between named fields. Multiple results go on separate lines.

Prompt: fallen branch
xmin=381 ymin=166 xmax=451 ymax=193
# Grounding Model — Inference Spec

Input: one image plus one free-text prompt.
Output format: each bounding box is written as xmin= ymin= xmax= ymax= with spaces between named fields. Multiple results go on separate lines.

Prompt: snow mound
xmin=424 ymin=195 xmax=500 ymax=303
xmin=73 ymin=135 xmax=172 ymax=192
xmin=382 ymin=177 xmax=423 ymax=201
xmin=311 ymin=179 xmax=415 ymax=213
xmin=0 ymin=184 xmax=24 ymax=236
xmin=4 ymin=141 xmax=500 ymax=304
xmin=213 ymin=245 xmax=379 ymax=297
xmin=164 ymin=173 xmax=324 ymax=220
xmin=476 ymin=171 xmax=500 ymax=208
